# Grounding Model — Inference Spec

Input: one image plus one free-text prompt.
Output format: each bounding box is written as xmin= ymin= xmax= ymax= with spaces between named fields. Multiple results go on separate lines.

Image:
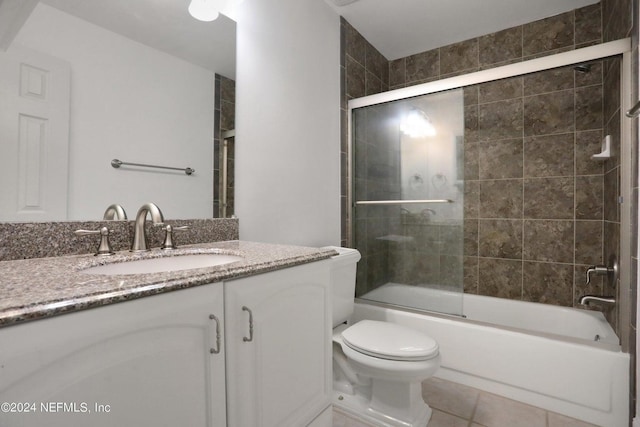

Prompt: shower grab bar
xmin=356 ymin=199 xmax=453 ymax=205
xmin=111 ymin=159 xmax=195 ymax=175
xmin=626 ymin=100 xmax=640 ymax=118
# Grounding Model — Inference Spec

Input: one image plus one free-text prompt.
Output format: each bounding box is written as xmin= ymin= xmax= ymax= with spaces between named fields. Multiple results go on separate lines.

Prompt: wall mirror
xmin=0 ymin=0 xmax=236 ymax=222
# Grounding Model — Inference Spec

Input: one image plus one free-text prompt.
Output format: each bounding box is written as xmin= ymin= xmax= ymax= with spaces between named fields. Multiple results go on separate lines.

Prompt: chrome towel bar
xmin=626 ymin=100 xmax=640 ymax=118
xmin=355 ymin=199 xmax=453 ymax=205
xmin=111 ymin=159 xmax=195 ymax=175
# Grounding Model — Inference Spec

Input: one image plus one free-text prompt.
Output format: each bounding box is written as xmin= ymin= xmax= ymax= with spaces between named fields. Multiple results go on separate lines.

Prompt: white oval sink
xmin=81 ymin=254 xmax=243 ymax=275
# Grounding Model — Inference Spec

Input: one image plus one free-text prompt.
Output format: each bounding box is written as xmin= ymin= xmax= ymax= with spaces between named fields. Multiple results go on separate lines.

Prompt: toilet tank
xmin=323 ymin=246 xmax=361 ymax=327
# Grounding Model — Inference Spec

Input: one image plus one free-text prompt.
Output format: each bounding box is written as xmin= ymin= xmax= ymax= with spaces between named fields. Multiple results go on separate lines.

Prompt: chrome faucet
xmin=103 ymin=204 xmax=127 ymax=220
xmin=579 ymin=295 xmax=616 ymax=306
xmin=131 ymin=203 xmax=165 ymax=252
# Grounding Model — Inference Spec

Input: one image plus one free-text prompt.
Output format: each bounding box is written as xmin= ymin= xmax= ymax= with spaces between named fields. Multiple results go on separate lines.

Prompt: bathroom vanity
xmin=0 ymin=241 xmax=335 ymax=427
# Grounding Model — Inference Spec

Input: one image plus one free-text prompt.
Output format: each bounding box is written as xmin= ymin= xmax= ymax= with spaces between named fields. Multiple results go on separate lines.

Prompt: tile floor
xmin=333 ymin=377 xmax=599 ymax=427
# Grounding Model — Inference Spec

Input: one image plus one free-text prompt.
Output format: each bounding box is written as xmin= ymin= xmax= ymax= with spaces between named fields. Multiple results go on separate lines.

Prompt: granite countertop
xmin=0 ymin=241 xmax=336 ymax=327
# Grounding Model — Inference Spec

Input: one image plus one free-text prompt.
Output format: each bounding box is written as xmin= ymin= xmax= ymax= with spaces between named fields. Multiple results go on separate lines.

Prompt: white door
xmin=225 ymin=261 xmax=332 ymax=427
xmin=0 ymin=45 xmax=70 ymax=221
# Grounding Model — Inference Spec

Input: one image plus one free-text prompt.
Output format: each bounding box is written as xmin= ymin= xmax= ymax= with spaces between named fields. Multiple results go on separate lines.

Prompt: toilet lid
xmin=341 ymin=320 xmax=439 ymax=361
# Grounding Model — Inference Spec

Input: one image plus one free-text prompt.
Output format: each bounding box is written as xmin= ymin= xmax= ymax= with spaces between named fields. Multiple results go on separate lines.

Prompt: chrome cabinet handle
xmin=209 ymin=314 xmax=221 ymax=354
xmin=242 ymin=306 xmax=254 ymax=342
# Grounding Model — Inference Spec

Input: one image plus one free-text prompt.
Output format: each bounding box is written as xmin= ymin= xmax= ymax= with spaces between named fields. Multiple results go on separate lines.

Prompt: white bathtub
xmin=355 ymin=283 xmax=630 ymax=427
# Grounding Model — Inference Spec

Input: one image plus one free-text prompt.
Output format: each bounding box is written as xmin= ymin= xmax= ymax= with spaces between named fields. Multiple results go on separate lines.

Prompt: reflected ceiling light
xmin=400 ymin=108 xmax=436 ymax=138
xmin=189 ymin=0 xmax=222 ymax=21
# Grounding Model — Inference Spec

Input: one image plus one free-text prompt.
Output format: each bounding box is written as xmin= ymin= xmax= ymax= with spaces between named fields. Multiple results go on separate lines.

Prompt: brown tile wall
xmin=214 ymin=74 xmax=236 ymax=218
xmin=342 ymin=4 xmax=611 ymax=306
xmin=388 ymin=4 xmax=603 ymax=89
xmin=463 ymin=64 xmax=606 ymax=308
xmin=341 ymin=18 xmax=392 ymax=289
xmin=341 ymin=2 xmax=635 ymax=305
xmin=350 ymin=100 xmax=398 ymax=294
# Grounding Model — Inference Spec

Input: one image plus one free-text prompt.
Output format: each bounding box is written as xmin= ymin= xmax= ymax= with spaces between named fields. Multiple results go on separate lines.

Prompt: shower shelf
xmin=591 ymin=135 xmax=611 ymax=161
xmin=355 ymin=199 xmax=453 ymax=205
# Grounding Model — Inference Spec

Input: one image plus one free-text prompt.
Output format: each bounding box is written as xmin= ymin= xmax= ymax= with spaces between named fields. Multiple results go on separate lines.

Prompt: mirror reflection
xmin=0 ymin=0 xmax=236 ymax=222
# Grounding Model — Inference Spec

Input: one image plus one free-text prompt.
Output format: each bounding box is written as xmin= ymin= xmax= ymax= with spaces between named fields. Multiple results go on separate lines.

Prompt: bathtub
xmin=355 ymin=283 xmax=629 ymax=427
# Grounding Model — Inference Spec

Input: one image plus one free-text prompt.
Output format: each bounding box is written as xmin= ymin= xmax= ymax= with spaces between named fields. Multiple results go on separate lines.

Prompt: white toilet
xmin=327 ymin=247 xmax=441 ymax=427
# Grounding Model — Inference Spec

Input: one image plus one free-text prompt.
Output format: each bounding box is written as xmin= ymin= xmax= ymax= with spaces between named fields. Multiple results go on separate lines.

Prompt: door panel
xmin=0 ymin=45 xmax=70 ymax=220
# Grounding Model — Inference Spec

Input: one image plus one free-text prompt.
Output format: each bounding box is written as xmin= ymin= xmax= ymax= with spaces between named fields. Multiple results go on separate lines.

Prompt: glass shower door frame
xmin=348 ymin=38 xmax=630 ymax=245
xmin=347 ymin=38 xmax=633 ymax=314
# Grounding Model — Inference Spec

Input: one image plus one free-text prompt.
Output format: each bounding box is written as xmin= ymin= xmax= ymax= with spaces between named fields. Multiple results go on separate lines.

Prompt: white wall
xmin=14 ymin=4 xmax=215 ymax=220
xmin=235 ymin=0 xmax=341 ymax=247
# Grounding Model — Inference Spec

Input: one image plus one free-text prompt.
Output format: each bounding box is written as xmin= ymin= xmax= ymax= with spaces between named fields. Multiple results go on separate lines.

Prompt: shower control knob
xmin=585 ymin=265 xmax=609 ymax=284
xmin=585 ymin=255 xmax=618 ymax=287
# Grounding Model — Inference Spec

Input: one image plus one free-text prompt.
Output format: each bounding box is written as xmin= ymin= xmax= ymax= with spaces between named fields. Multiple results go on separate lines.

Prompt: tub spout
xmin=579 ymin=295 xmax=616 ymax=306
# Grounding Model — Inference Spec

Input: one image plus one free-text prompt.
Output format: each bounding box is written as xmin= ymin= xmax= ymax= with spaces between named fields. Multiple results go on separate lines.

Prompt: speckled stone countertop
xmin=0 ymin=241 xmax=336 ymax=327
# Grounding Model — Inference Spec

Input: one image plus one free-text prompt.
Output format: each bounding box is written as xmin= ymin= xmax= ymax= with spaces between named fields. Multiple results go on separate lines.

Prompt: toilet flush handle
xmin=242 ymin=306 xmax=254 ymax=342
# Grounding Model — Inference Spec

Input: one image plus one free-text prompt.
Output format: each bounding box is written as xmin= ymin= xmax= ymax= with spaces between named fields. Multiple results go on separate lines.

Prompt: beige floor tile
xmin=548 ymin=411 xmax=599 ymax=427
xmin=473 ymin=392 xmax=546 ymax=427
xmin=423 ymin=377 xmax=480 ymax=419
xmin=428 ymin=409 xmax=470 ymax=427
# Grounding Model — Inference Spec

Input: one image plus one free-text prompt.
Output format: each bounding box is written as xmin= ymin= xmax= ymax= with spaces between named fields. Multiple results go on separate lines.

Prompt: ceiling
xmin=36 ymin=0 xmax=600 ymax=79
xmin=325 ymin=0 xmax=600 ymax=60
xmin=41 ymin=0 xmax=237 ymax=78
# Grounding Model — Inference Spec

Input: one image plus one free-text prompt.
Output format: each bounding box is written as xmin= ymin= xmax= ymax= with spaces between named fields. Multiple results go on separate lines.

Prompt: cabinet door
xmin=225 ymin=261 xmax=332 ymax=427
xmin=0 ymin=283 xmax=226 ymax=427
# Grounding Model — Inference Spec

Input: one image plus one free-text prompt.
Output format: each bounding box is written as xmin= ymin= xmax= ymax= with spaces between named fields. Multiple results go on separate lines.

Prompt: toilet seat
xmin=341 ymin=320 xmax=438 ymax=361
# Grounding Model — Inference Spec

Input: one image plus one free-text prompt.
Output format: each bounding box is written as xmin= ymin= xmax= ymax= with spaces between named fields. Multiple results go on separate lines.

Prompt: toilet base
xmin=332 ymin=387 xmax=432 ymax=427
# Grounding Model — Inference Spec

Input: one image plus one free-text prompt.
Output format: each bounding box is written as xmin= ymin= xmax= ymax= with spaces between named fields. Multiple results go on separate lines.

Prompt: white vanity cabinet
xmin=0 ymin=281 xmax=227 ymax=427
xmin=224 ymin=260 xmax=332 ymax=427
xmin=0 ymin=259 xmax=332 ymax=427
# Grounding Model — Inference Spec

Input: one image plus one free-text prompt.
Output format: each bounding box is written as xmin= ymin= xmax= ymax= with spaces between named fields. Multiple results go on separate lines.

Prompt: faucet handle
xmin=75 ymin=227 xmax=115 ymax=256
xmin=585 ymin=255 xmax=619 ymax=286
xmin=585 ymin=265 xmax=609 ymax=285
xmin=161 ymin=224 xmax=190 ymax=250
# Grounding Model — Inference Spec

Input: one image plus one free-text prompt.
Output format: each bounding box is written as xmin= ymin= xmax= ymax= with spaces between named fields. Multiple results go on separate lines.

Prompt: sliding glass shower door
xmin=352 ymin=88 xmax=465 ymax=316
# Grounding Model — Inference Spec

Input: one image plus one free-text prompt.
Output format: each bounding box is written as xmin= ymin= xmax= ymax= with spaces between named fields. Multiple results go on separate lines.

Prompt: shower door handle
xmin=355 ymin=199 xmax=453 ymax=205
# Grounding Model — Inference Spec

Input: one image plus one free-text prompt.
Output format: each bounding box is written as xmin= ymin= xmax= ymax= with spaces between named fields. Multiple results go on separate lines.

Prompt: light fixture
xmin=189 ymin=0 xmax=221 ymax=22
xmin=400 ymin=108 xmax=436 ymax=138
